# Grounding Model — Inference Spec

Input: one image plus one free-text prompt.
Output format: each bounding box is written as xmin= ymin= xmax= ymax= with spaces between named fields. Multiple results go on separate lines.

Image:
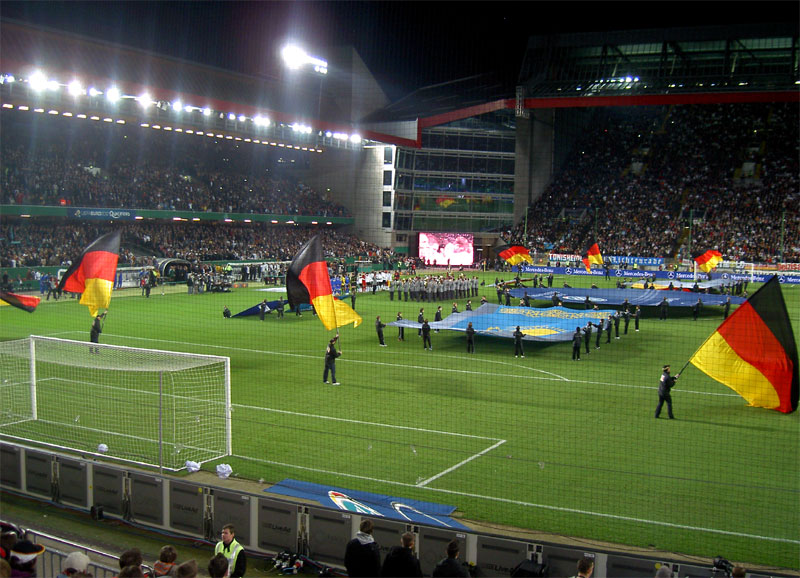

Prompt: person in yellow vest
xmin=214 ymin=523 xmax=246 ymax=577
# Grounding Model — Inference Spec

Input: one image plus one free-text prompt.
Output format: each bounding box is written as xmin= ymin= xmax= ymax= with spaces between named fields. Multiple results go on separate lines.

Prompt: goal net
xmin=0 ymin=335 xmax=231 ymax=471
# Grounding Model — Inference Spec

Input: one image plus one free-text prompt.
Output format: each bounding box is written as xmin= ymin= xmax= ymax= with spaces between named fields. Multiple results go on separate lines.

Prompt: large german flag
xmin=582 ymin=240 xmax=603 ymax=273
xmin=689 ymin=276 xmax=798 ymax=413
xmin=496 ymin=244 xmax=533 ymax=266
xmin=57 ymin=231 xmax=121 ymax=317
xmin=694 ymin=249 xmax=723 ymax=273
xmin=286 ymin=235 xmax=362 ymax=331
xmin=0 ymin=291 xmax=40 ymax=313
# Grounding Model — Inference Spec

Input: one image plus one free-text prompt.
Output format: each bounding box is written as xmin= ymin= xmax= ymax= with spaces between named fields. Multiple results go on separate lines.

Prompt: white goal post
xmin=0 ymin=336 xmax=231 ymax=472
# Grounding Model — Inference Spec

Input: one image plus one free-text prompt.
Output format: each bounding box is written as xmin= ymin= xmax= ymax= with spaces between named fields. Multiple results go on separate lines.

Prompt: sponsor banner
xmin=68 ymin=208 xmax=137 ymax=220
xmin=516 ymin=266 xmax=800 ymax=284
xmin=266 ymin=479 xmax=469 ymax=530
xmin=607 ymin=255 xmax=664 ymax=266
xmin=778 ymin=263 xmax=800 ymax=272
xmin=548 ymin=253 xmax=581 ymax=262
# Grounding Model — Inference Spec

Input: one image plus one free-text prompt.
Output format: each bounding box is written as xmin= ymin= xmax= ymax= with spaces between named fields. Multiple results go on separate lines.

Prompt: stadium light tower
xmin=282 ymin=43 xmax=328 ymax=120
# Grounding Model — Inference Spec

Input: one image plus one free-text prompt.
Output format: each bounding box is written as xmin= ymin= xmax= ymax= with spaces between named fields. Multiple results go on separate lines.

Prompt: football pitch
xmin=1 ymin=272 xmax=798 ymax=569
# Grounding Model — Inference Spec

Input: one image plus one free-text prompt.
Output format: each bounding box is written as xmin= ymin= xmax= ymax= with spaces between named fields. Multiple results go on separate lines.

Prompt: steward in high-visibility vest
xmin=215 ymin=524 xmax=246 ymax=577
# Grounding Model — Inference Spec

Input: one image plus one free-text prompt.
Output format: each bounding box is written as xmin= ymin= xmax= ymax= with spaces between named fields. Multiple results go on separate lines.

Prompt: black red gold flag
xmin=689 ymin=276 xmax=798 ymax=413
xmin=57 ymin=230 xmax=121 ymax=317
xmin=582 ymin=241 xmax=603 ymax=273
xmin=286 ymin=235 xmax=362 ymax=331
xmin=495 ymin=244 xmax=533 ymax=266
xmin=0 ymin=291 xmax=40 ymax=313
xmin=694 ymin=250 xmax=723 ymax=273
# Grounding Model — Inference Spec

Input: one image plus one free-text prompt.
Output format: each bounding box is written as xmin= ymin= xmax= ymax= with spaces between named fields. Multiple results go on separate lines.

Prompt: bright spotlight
xmin=228 ymin=113 xmax=236 ymax=120
xmin=172 ymin=100 xmax=182 ymax=111
xmin=29 ymin=71 xmax=47 ymax=92
xmin=282 ymin=45 xmax=306 ymax=69
xmin=106 ymin=87 xmax=121 ymax=102
xmin=254 ymin=115 xmax=270 ymax=127
xmin=68 ymin=80 xmax=84 ymax=96
xmin=47 ymin=79 xmax=60 ymax=91
xmin=88 ymin=87 xmax=101 ymax=97
xmin=238 ymin=114 xmax=246 ymax=122
xmin=203 ymin=107 xmax=211 ymax=116
xmin=138 ymin=93 xmax=151 ymax=107
xmin=349 ymin=134 xmax=362 ymax=144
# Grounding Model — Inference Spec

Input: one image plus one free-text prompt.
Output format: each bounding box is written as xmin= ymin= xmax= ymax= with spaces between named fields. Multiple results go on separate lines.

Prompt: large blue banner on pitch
xmin=265 ymin=479 xmax=469 ymax=530
xmin=508 ymin=287 xmax=746 ymax=307
xmin=390 ymin=303 xmax=616 ymax=342
xmin=516 ymin=266 xmax=800 ymax=285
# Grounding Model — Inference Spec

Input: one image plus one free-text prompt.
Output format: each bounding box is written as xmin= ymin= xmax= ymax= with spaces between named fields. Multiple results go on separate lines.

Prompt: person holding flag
xmin=57 ymin=231 xmax=121 ymax=318
xmin=582 ymin=240 xmax=603 ymax=273
xmin=90 ymin=312 xmax=106 ymax=354
xmin=323 ymin=335 xmax=341 ymax=385
xmin=655 ymin=364 xmax=679 ymax=419
xmin=286 ymin=235 xmax=362 ymax=331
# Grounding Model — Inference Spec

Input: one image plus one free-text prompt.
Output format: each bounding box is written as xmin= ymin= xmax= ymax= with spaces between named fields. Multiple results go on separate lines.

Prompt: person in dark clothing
xmin=692 ymin=298 xmax=702 ymax=321
xmin=504 ymin=287 xmax=511 ymax=306
xmin=90 ymin=313 xmax=105 ymax=353
xmin=418 ymin=308 xmax=425 ymax=337
xmin=350 ymin=288 xmax=357 ymax=311
xmin=466 ymin=322 xmax=475 ymax=354
xmin=655 ymin=364 xmax=679 ymax=419
xmin=396 ymin=312 xmax=405 ymax=341
xmin=613 ymin=312 xmax=621 ymax=339
xmin=432 ymin=540 xmax=469 ymax=577
xmin=434 ymin=306 xmax=443 ymax=333
xmin=582 ymin=322 xmax=593 ymax=354
xmin=380 ymin=532 xmax=422 ymax=577
xmin=605 ymin=316 xmax=613 ymax=343
xmin=344 ymin=519 xmax=381 ymax=578
xmin=547 ymin=272 xmax=553 ymax=287
xmin=259 ymin=300 xmax=268 ymax=321
xmin=634 ymin=305 xmax=641 ymax=331
xmin=513 ymin=326 xmax=524 ymax=358
xmin=323 ymin=337 xmax=341 ymax=385
xmin=276 ymin=297 xmax=284 ymax=318
xmin=723 ymin=297 xmax=731 ymax=319
xmin=623 ymin=310 xmax=631 ymax=334
xmin=572 ymin=327 xmax=582 ymax=360
xmin=422 ymin=319 xmax=432 ymax=350
xmin=376 ymin=316 xmax=387 ymax=346
xmin=551 ymin=292 xmax=560 ymax=307
xmin=659 ymin=297 xmax=669 ymax=320
xmin=223 ymin=306 xmax=231 ymax=318
xmin=595 ymin=319 xmax=603 ymax=349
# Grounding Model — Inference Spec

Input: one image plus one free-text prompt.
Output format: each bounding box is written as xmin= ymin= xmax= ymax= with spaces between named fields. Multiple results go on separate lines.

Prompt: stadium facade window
xmin=384 ymin=146 xmax=393 ymax=164
xmin=383 ymin=191 xmax=392 ymax=207
xmin=383 ymin=170 xmax=393 ymax=186
xmin=382 ymin=212 xmax=392 ymax=228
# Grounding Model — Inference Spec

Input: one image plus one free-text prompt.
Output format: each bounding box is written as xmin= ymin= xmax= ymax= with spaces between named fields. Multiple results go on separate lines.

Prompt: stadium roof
xmin=519 ymin=23 xmax=799 ymax=98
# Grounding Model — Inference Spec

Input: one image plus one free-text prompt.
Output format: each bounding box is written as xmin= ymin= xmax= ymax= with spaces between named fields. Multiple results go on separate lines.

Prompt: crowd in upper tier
xmin=1 ymin=102 xmax=798 ymax=266
xmin=514 ymin=102 xmax=799 ymax=263
xmin=1 ymin=114 xmax=350 ymax=217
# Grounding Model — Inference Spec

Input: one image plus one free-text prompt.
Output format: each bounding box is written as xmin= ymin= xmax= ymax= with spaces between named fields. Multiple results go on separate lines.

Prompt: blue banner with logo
xmin=266 ymin=479 xmax=469 ymax=530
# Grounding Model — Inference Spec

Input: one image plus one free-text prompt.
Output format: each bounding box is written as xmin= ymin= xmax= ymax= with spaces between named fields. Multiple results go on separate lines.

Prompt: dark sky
xmin=2 ymin=1 xmax=797 ymax=101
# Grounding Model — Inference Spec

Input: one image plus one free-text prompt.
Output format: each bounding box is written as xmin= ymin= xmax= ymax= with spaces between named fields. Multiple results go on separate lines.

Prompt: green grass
xmin=1 ymin=273 xmax=798 ymax=569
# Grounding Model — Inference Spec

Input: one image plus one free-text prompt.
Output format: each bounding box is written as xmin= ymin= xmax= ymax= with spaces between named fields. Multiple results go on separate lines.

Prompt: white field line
xmin=232 ymin=403 xmax=501 ymax=441
xmin=28 ymin=332 xmax=796 ymax=544
xmin=416 ymin=439 xmax=507 ymax=487
xmin=84 ymin=332 xmax=740 ymax=397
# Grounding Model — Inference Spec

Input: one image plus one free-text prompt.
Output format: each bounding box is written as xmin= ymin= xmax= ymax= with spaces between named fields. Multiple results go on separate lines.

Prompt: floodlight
xmin=228 ymin=113 xmax=236 ymax=120
xmin=47 ymin=79 xmax=60 ymax=91
xmin=68 ymin=80 xmax=84 ymax=96
xmin=325 ymin=131 xmax=332 ymax=137
xmin=28 ymin=71 xmax=47 ymax=92
xmin=349 ymin=134 xmax=362 ymax=143
xmin=238 ymin=114 xmax=246 ymax=122
xmin=172 ymin=100 xmax=182 ymax=111
xmin=282 ymin=44 xmax=306 ymax=69
xmin=183 ymin=105 xmax=193 ymax=113
xmin=2 ymin=75 xmax=15 ymax=84
xmin=138 ymin=93 xmax=151 ymax=108
xmin=106 ymin=87 xmax=121 ymax=102
xmin=254 ymin=115 xmax=270 ymax=127
xmin=203 ymin=107 xmax=211 ymax=116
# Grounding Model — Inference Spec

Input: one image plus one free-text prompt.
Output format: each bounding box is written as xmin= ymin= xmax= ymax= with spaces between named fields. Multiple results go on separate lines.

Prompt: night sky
xmin=2 ymin=1 xmax=797 ymax=101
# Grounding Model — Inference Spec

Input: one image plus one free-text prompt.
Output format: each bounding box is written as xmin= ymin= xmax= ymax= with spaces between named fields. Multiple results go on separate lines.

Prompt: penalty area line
xmin=416 ymin=439 xmax=507 ymax=487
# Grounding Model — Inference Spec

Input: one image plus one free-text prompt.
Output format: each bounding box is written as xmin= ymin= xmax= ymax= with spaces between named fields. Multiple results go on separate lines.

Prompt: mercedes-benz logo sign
xmin=615 ymin=270 xmax=623 ymax=277
xmin=565 ymin=268 xmax=573 ymax=275
xmin=779 ymin=276 xmax=786 ymax=283
xmin=667 ymin=271 xmax=674 ymax=279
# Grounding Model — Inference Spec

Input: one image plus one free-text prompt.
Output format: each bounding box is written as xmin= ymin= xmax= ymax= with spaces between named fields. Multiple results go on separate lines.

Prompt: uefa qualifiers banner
xmin=518 ymin=265 xmax=800 ymax=285
xmin=68 ymin=208 xmax=137 ymax=220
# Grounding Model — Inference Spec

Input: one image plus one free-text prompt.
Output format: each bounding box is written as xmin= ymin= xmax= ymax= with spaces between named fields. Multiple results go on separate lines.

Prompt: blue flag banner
xmin=265 ymin=479 xmax=469 ymax=530
xmin=507 ymin=287 xmax=746 ymax=307
xmin=390 ymin=303 xmax=617 ymax=342
xmin=233 ymin=299 xmax=285 ymax=317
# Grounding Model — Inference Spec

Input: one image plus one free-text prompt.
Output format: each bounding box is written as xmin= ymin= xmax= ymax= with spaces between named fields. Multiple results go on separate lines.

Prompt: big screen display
xmin=418 ymin=232 xmax=474 ymax=266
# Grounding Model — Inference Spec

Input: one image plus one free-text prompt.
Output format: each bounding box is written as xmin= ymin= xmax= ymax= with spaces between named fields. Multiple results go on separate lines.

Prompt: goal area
xmin=0 ymin=335 xmax=231 ymax=471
